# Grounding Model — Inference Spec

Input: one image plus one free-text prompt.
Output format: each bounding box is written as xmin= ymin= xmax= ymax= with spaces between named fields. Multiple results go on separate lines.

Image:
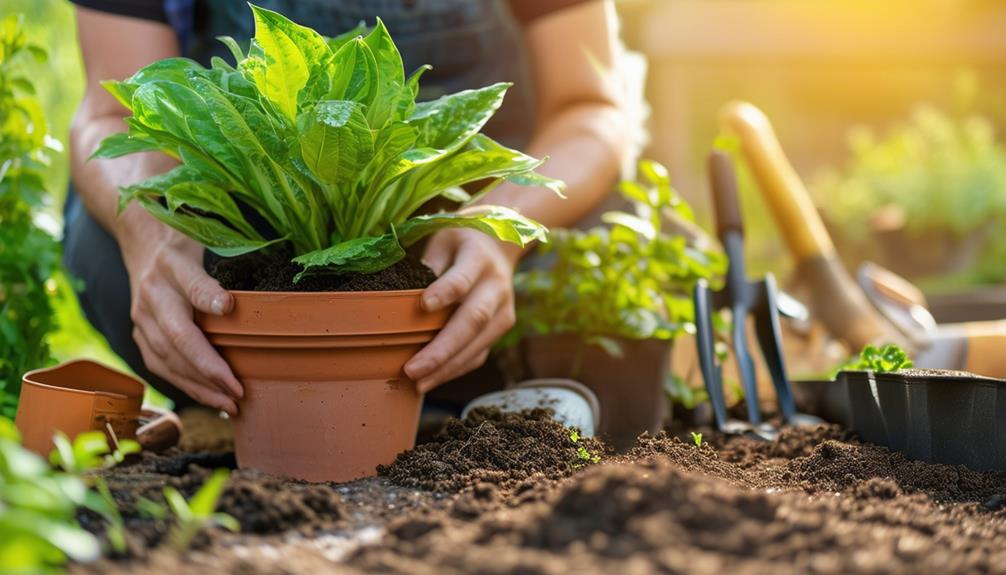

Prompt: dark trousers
xmin=63 ymin=193 xmax=198 ymax=408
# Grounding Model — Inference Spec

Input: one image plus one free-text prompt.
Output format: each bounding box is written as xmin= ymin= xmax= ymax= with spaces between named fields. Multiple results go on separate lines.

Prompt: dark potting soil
xmin=378 ymin=407 xmax=608 ymax=492
xmin=73 ymin=411 xmax=1006 ymax=575
xmin=205 ymin=247 xmax=436 ymax=292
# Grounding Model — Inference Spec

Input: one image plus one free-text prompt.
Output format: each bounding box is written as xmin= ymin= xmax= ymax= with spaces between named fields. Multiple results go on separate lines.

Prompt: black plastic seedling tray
xmin=793 ymin=370 xmax=1006 ymax=472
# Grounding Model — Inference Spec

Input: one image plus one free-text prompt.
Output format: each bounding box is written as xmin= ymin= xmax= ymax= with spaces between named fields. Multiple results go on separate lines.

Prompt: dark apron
xmin=180 ymin=0 xmax=535 ymax=148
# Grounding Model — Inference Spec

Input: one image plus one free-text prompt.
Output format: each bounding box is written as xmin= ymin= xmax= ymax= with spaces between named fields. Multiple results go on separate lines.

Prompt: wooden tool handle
xmin=708 ymin=151 xmax=744 ymax=239
xmin=719 ymin=100 xmax=905 ymax=351
xmin=719 ymin=101 xmax=835 ymax=262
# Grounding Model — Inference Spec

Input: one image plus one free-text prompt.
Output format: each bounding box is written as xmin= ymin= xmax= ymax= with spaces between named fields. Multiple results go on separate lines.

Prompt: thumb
xmin=175 ymin=262 xmax=233 ymax=316
xmin=421 ymin=232 xmax=457 ymax=277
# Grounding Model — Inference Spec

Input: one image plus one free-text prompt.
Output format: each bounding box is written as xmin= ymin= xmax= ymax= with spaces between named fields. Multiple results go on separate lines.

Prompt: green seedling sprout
xmin=164 ymin=469 xmax=239 ymax=551
xmin=569 ymin=429 xmax=600 ymax=466
xmin=49 ymin=430 xmax=141 ymax=473
xmin=48 ymin=430 xmax=140 ymax=554
xmin=691 ymin=432 xmax=703 ymax=448
xmin=840 ymin=343 xmax=914 ymax=374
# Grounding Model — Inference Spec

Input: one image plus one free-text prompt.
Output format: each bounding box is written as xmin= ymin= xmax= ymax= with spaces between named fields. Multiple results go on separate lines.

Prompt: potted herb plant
xmin=92 ymin=5 xmax=563 ymax=482
xmin=505 ymin=160 xmax=725 ymax=450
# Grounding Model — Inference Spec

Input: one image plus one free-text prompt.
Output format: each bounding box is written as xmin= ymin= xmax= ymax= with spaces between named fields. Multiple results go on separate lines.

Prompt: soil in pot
xmin=206 ymin=247 xmax=436 ymax=292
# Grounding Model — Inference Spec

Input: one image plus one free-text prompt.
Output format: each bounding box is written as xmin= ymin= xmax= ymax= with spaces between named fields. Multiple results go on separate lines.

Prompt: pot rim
xmin=22 ymin=359 xmax=143 ymax=400
xmin=226 ymin=288 xmax=426 ymax=298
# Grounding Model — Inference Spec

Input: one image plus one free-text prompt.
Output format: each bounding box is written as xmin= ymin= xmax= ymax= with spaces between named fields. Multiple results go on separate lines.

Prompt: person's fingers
xmin=420 ymin=240 xmax=484 ymax=312
xmin=150 ymin=286 xmax=244 ymax=400
xmin=405 ymin=279 xmax=506 ymax=384
xmin=414 ymin=298 xmax=513 ymax=393
xmin=169 ymin=251 xmax=233 ymax=316
xmin=421 ymin=232 xmax=457 ymax=277
xmin=134 ymin=328 xmax=238 ymax=415
xmin=133 ymin=309 xmax=242 ymax=406
xmin=417 ymin=348 xmax=492 ymax=394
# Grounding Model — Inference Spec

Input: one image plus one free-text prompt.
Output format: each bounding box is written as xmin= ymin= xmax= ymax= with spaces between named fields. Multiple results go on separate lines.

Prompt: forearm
xmin=69 ymin=111 xmax=175 ymax=241
xmin=480 ymin=101 xmax=627 ymax=258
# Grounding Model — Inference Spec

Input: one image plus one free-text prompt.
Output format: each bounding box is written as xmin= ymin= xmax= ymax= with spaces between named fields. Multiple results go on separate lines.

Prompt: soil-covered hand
xmin=116 ymin=207 xmax=243 ymax=414
xmin=405 ymin=228 xmax=521 ymax=393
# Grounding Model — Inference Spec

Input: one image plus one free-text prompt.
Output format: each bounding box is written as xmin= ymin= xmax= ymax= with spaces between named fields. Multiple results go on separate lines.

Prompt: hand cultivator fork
xmin=693 ymin=152 xmax=819 ymax=439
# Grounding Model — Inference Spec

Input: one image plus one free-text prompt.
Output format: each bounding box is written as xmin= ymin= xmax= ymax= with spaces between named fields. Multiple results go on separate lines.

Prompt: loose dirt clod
xmin=378 ymin=407 xmax=607 ymax=492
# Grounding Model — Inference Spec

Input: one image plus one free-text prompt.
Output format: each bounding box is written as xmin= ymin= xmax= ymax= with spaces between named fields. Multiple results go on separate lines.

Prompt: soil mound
xmin=349 ymin=445 xmax=1006 ymax=575
xmin=378 ymin=407 xmax=607 ymax=492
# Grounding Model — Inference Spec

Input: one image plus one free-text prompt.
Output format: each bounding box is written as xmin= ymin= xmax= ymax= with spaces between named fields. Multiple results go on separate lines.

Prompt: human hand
xmin=116 ymin=207 xmax=243 ymax=415
xmin=404 ymin=228 xmax=522 ymax=393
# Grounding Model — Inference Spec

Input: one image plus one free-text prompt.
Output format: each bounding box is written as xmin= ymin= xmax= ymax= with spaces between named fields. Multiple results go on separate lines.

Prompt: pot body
xmin=523 ymin=334 xmax=671 ymax=451
xmin=197 ymin=289 xmax=450 ymax=483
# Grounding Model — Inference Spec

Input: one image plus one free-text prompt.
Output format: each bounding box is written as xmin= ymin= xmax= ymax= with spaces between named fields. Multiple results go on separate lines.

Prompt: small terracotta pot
xmin=197 ymin=289 xmax=450 ymax=483
xmin=522 ymin=334 xmax=671 ymax=451
xmin=15 ymin=359 xmax=179 ymax=454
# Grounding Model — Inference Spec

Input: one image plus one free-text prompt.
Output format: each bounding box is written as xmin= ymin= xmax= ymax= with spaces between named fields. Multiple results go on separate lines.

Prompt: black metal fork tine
xmin=732 ymin=304 xmax=762 ymax=425
xmin=694 ymin=280 xmax=729 ymax=430
xmin=751 ymin=274 xmax=797 ymax=422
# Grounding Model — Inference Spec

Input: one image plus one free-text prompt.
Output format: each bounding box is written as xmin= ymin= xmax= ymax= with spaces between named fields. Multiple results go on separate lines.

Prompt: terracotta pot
xmin=522 ymin=334 xmax=671 ymax=451
xmin=197 ymin=289 xmax=450 ymax=483
xmin=14 ymin=359 xmax=180 ymax=454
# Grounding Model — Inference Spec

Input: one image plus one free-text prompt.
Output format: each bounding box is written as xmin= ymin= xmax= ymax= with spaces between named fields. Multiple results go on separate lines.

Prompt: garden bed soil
xmin=73 ymin=410 xmax=1006 ymax=575
xmin=206 ymin=249 xmax=436 ymax=292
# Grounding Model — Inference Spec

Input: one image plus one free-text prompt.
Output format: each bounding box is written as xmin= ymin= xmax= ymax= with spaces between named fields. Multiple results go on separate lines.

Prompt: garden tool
xmin=461 ymin=379 xmax=601 ymax=437
xmin=693 ymin=151 xmax=817 ymax=438
xmin=720 ymin=100 xmax=1006 ymax=378
xmin=15 ymin=359 xmax=181 ymax=455
xmin=718 ymin=101 xmax=904 ymax=354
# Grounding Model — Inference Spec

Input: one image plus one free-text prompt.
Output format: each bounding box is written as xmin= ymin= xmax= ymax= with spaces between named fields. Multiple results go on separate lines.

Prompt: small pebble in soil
xmin=983 ymin=493 xmax=1006 ymax=511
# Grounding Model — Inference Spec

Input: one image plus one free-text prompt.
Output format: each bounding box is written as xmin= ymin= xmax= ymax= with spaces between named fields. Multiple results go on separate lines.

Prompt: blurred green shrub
xmin=812 ymin=104 xmax=1006 ymax=283
xmin=0 ymin=417 xmax=102 ymax=572
xmin=504 ymin=160 xmax=726 ymax=356
xmin=0 ymin=15 xmax=64 ymax=418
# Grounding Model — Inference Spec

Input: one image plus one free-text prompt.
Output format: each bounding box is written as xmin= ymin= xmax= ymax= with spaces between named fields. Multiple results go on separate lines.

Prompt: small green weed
xmin=691 ymin=431 xmax=703 ymax=448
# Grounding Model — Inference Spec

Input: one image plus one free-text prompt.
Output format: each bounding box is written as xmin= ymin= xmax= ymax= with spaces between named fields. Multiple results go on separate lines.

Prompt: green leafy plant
xmin=0 ymin=417 xmax=102 ymax=572
xmin=164 ymin=468 xmax=239 ymax=551
xmin=0 ymin=14 xmax=63 ymax=418
xmin=92 ymin=5 xmax=562 ymax=281
xmin=840 ymin=343 xmax=914 ymax=374
xmin=690 ymin=431 xmax=703 ymax=448
xmin=506 ymin=160 xmax=726 ymax=361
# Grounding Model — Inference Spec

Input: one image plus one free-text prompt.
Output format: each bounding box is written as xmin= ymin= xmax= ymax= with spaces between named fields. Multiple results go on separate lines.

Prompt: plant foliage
xmin=840 ymin=343 xmax=914 ymax=374
xmin=0 ymin=14 xmax=63 ymax=418
xmin=93 ymin=4 xmax=562 ymax=280
xmin=0 ymin=417 xmax=102 ymax=572
xmin=506 ymin=160 xmax=726 ymax=354
xmin=164 ymin=468 xmax=239 ymax=551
